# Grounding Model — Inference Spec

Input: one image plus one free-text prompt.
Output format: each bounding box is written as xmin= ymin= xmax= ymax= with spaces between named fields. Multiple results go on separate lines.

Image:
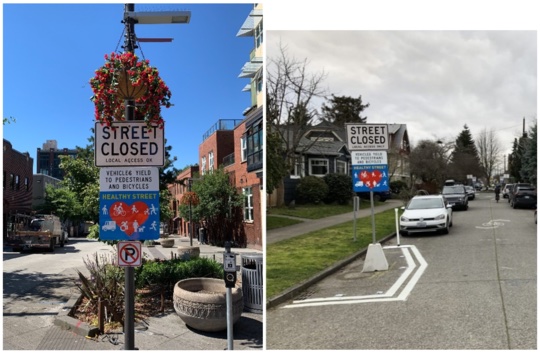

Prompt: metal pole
xmin=226 ymin=288 xmax=233 ymax=350
xmin=353 ymin=196 xmax=359 ymax=242
xmin=370 ymin=191 xmax=376 ymax=244
xmin=395 ymin=208 xmax=400 ymax=246
xmin=123 ymin=3 xmax=136 ymax=350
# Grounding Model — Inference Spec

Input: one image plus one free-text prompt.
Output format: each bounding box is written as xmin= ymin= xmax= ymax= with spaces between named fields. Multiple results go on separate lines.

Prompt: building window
xmin=336 ymin=160 xmax=347 ymax=175
xmin=246 ymin=122 xmax=262 ymax=167
xmin=209 ymin=152 xmax=214 ymax=172
xmin=201 ymin=157 xmax=206 ymax=175
xmin=290 ymin=155 xmax=304 ymax=178
xmin=255 ymin=20 xmax=263 ymax=48
xmin=15 ymin=175 xmax=20 ymax=190
xmin=241 ymin=136 xmax=247 ymax=162
xmin=309 ymin=159 xmax=329 ymax=177
xmin=25 ymin=177 xmax=29 ymax=191
xmin=242 ymin=187 xmax=253 ymax=222
xmin=10 ymin=174 xmax=14 ymax=190
xmin=256 ymin=76 xmax=263 ymax=94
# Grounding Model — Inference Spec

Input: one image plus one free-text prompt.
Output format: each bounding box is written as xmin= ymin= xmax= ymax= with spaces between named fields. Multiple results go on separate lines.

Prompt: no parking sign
xmin=117 ymin=241 xmax=142 ymax=267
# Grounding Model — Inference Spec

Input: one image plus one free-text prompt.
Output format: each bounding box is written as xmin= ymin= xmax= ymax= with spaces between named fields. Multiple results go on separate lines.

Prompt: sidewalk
xmin=47 ymin=235 xmax=263 ymax=351
xmin=267 ymin=199 xmax=403 ymax=244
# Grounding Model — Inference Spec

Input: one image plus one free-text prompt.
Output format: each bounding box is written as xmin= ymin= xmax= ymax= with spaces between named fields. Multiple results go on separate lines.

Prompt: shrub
xmin=75 ymin=252 xmax=125 ymax=323
xmin=296 ymin=176 xmax=329 ymax=204
xmin=323 ymin=173 xmax=353 ymax=204
xmin=390 ymin=180 xmax=408 ymax=194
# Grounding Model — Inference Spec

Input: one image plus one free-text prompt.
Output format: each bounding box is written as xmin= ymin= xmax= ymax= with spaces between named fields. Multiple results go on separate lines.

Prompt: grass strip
xmin=267 ymin=215 xmax=304 ymax=230
xmin=268 ymin=200 xmax=383 ymax=219
xmin=266 ymin=209 xmax=398 ymax=299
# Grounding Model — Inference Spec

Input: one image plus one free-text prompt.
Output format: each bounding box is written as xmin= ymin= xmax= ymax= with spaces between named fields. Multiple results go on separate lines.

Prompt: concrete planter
xmin=159 ymin=238 xmax=175 ymax=248
xmin=173 ymin=278 xmax=243 ymax=332
xmin=177 ymin=245 xmax=200 ymax=259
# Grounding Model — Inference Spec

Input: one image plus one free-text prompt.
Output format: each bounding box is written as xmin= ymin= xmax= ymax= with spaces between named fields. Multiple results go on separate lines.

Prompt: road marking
xmin=282 ymin=245 xmax=428 ymax=309
xmin=475 ymin=219 xmax=511 ymax=230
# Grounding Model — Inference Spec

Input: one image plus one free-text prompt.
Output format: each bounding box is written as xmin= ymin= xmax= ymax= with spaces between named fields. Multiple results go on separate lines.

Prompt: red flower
xmin=89 ymin=52 xmax=172 ymax=128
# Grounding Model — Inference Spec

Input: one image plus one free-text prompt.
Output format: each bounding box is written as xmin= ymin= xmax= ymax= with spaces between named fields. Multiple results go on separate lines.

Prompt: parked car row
xmin=504 ymin=183 xmax=536 ymax=209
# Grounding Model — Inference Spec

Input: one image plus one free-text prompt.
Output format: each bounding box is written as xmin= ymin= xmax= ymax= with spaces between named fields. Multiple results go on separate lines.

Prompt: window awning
xmin=238 ymin=57 xmax=263 ymax=78
xmin=236 ymin=8 xmax=263 ymax=37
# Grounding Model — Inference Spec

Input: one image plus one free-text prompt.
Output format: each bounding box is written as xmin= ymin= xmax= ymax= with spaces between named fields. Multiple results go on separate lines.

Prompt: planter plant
xmin=89 ymin=51 xmax=172 ymax=128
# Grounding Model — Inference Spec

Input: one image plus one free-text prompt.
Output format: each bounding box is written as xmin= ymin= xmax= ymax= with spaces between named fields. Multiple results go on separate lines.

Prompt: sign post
xmin=346 ymin=123 xmax=389 ymax=273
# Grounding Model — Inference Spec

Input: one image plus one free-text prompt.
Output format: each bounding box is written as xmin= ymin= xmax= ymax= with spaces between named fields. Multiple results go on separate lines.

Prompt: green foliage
xmin=323 ymin=173 xmax=353 ymax=204
xmin=179 ymin=168 xmax=244 ymax=246
xmin=390 ymin=180 xmax=408 ymax=194
xmin=296 ymin=176 xmax=329 ymax=204
xmin=266 ymin=129 xmax=288 ymax=194
xmin=449 ymin=125 xmax=482 ymax=181
xmin=519 ymin=122 xmax=537 ymax=184
xmin=135 ymin=257 xmax=224 ymax=292
xmin=320 ymin=94 xmax=369 ymax=125
xmin=3 ymin=116 xmax=16 ymax=125
xmin=75 ymin=252 xmax=125 ymax=323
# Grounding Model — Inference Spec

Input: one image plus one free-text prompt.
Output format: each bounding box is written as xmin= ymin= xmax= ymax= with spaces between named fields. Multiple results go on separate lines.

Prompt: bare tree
xmin=476 ymin=128 xmax=501 ymax=184
xmin=267 ymin=42 xmax=327 ymax=174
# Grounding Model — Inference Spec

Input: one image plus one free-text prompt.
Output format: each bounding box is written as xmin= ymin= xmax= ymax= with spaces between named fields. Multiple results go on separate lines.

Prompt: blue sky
xmin=3 ymin=3 xmax=255 ymax=172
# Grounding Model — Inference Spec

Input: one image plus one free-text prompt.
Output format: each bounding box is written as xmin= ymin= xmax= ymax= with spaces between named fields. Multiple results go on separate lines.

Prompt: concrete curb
xmin=266 ymin=233 xmax=396 ymax=309
xmin=53 ymin=292 xmax=100 ymax=338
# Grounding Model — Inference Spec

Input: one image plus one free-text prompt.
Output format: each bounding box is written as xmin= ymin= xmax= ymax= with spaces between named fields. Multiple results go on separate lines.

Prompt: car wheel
xmin=442 ymin=223 xmax=449 ymax=235
xmin=513 ymin=202 xmax=518 ymax=209
xmin=449 ymin=219 xmax=453 ymax=227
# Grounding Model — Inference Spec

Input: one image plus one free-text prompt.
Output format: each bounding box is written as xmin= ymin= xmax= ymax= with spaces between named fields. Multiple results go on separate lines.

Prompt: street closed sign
xmin=346 ymin=123 xmax=389 ymax=150
xmin=95 ymin=121 xmax=164 ymax=167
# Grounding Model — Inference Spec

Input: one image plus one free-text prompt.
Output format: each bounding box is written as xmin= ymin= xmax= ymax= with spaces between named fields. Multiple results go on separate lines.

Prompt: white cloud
xmin=267 ymin=30 xmax=537 ymax=157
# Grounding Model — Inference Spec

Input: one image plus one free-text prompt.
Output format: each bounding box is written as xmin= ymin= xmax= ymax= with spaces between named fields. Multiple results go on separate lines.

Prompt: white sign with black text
xmin=351 ymin=151 xmax=388 ymax=165
xmin=346 ymin=123 xmax=389 ymax=151
xmin=95 ymin=121 xmax=164 ymax=167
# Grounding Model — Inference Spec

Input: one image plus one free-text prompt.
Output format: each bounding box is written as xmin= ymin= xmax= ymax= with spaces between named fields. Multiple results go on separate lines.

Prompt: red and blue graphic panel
xmin=99 ymin=191 xmax=160 ymax=240
xmin=352 ymin=164 xmax=390 ymax=192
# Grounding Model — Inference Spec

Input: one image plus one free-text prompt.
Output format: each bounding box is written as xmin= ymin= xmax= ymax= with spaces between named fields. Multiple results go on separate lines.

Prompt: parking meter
xmin=223 ymin=242 xmax=237 ymax=288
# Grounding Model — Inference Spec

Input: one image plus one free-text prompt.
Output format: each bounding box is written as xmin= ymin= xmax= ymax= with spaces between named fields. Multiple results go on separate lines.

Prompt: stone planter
xmin=173 ymin=278 xmax=243 ymax=332
xmin=159 ymin=238 xmax=175 ymax=248
xmin=177 ymin=246 xmax=200 ymax=259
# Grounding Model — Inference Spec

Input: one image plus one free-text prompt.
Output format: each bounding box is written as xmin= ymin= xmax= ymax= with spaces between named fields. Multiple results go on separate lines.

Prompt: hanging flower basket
xmin=181 ymin=192 xmax=200 ymax=206
xmin=89 ymin=52 xmax=172 ymax=128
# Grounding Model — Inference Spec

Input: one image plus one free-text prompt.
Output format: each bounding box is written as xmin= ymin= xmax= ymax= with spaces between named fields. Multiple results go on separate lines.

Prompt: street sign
xmin=351 ymin=151 xmax=388 ymax=165
xmin=346 ymin=123 xmax=389 ymax=150
xmin=117 ymin=241 xmax=142 ymax=267
xmin=352 ymin=164 xmax=390 ymax=192
xmin=94 ymin=121 xmax=165 ymax=167
xmin=99 ymin=167 xmax=160 ymax=240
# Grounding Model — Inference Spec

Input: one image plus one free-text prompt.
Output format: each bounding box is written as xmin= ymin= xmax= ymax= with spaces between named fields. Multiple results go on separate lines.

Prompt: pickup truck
xmin=12 ymin=215 xmax=66 ymax=252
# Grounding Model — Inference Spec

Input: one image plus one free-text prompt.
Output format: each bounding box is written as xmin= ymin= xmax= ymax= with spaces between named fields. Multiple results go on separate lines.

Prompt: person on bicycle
xmin=494 ymin=184 xmax=501 ymax=202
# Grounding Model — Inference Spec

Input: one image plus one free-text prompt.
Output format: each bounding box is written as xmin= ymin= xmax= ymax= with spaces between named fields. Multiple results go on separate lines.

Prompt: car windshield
xmin=443 ymin=186 xmax=463 ymax=194
xmin=407 ymin=198 xmax=444 ymax=210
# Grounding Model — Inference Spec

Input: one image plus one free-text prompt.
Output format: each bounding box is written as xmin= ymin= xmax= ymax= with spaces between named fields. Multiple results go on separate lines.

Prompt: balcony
xmin=223 ymin=152 xmax=235 ymax=167
xmin=202 ymin=119 xmax=243 ymax=142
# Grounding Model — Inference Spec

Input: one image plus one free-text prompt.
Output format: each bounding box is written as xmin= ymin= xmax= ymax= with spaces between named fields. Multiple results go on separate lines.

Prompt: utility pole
xmin=123 ymin=3 xmax=136 ymax=351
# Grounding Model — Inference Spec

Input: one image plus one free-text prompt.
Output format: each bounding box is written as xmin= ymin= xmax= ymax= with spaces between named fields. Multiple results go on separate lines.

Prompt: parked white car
xmin=400 ymin=195 xmax=453 ymax=236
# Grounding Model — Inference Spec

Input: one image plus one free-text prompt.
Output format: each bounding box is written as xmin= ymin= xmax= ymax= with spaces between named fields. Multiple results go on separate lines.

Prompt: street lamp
xmin=121 ymin=4 xmax=190 ymax=351
xmin=125 ymin=10 xmax=191 ymax=24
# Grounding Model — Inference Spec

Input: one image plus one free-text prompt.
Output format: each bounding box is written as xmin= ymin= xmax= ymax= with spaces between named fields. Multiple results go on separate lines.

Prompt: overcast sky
xmin=265 ymin=1 xmax=538 ymax=164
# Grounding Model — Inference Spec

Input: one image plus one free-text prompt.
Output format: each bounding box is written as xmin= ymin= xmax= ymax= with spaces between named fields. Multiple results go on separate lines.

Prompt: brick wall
xmin=3 ymin=139 xmax=34 ymax=214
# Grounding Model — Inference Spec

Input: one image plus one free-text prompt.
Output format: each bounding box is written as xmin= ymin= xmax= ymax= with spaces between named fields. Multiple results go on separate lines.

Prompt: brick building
xmin=3 ymin=139 xmax=34 ymax=238
xmin=168 ymin=165 xmax=199 ymax=236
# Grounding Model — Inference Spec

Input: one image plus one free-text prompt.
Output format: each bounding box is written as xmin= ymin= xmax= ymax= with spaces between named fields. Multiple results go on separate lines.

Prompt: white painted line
xmin=283 ymin=245 xmax=428 ymax=309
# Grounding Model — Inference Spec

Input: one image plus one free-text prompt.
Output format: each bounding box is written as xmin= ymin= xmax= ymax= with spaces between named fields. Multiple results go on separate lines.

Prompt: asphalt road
xmin=266 ymin=192 xmax=537 ymax=350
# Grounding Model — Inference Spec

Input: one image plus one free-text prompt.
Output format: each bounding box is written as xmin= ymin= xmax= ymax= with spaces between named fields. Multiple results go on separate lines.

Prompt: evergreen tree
xmin=320 ymin=94 xmax=369 ymax=126
xmin=520 ymin=122 xmax=537 ymax=184
xmin=448 ymin=125 xmax=482 ymax=182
